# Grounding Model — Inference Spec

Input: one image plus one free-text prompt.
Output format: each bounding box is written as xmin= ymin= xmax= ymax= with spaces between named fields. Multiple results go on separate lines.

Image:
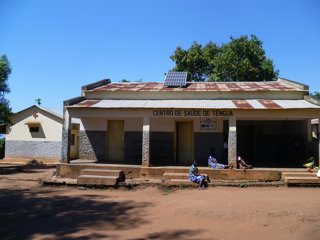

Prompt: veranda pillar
xmin=228 ymin=116 xmax=237 ymax=164
xmin=142 ymin=116 xmax=150 ymax=166
xmin=318 ymin=118 xmax=320 ymax=167
xmin=61 ymin=107 xmax=71 ymax=163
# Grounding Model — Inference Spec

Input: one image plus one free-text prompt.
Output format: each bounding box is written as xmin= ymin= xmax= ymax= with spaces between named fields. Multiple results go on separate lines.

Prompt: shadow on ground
xmin=128 ymin=229 xmax=207 ymax=240
xmin=0 ymin=164 xmax=55 ymax=175
xmin=0 ymin=188 xmax=151 ymax=239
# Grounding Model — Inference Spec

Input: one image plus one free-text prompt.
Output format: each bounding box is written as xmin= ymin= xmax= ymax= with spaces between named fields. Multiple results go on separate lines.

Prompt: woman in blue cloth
xmin=208 ymin=147 xmax=229 ymax=169
xmin=189 ymin=160 xmax=207 ymax=189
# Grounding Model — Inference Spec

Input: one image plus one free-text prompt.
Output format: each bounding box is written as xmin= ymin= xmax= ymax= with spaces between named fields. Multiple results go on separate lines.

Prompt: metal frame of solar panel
xmin=163 ymin=71 xmax=187 ymax=87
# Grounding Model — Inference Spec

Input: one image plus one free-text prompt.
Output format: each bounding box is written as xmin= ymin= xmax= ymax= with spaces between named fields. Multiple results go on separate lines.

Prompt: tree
xmin=312 ymin=92 xmax=320 ymax=99
xmin=0 ymin=54 xmax=12 ymax=124
xmin=170 ymin=35 xmax=278 ymax=82
xmin=170 ymin=42 xmax=219 ymax=82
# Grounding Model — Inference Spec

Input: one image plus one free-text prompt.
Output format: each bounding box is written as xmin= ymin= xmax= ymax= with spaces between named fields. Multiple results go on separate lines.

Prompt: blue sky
xmin=0 ymin=0 xmax=319 ymax=112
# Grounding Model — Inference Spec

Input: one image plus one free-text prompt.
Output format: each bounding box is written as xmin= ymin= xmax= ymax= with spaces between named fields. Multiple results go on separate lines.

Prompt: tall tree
xmin=0 ymin=54 xmax=12 ymax=124
xmin=170 ymin=42 xmax=219 ymax=81
xmin=170 ymin=35 xmax=278 ymax=82
xmin=312 ymin=92 xmax=320 ymax=99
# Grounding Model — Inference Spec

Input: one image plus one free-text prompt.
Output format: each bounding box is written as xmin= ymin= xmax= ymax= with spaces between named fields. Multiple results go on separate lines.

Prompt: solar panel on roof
xmin=163 ymin=71 xmax=188 ymax=87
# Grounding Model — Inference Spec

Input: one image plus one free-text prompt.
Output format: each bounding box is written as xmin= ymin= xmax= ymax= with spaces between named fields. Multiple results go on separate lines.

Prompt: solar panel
xmin=163 ymin=71 xmax=188 ymax=87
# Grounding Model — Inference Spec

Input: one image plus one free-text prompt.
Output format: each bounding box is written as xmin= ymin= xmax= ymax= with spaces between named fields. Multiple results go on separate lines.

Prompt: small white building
xmin=4 ymin=105 xmax=80 ymax=162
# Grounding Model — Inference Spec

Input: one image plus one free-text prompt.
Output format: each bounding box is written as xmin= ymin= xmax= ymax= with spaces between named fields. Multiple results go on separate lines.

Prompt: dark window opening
xmin=29 ymin=127 xmax=39 ymax=133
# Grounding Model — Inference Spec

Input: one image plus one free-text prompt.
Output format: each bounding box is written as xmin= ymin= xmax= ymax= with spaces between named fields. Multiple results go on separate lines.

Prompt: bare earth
xmin=0 ymin=166 xmax=320 ymax=240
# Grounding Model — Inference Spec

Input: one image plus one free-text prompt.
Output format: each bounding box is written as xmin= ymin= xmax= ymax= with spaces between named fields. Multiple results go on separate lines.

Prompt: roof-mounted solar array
xmin=163 ymin=71 xmax=188 ymax=87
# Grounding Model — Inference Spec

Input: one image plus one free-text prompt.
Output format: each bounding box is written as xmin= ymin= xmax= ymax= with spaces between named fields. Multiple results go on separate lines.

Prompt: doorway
xmin=176 ymin=121 xmax=193 ymax=165
xmin=107 ymin=120 xmax=124 ymax=162
xmin=70 ymin=133 xmax=80 ymax=159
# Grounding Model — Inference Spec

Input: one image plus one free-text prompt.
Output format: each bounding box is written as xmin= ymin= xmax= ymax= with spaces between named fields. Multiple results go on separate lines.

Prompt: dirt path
xmin=0 ymin=166 xmax=320 ymax=240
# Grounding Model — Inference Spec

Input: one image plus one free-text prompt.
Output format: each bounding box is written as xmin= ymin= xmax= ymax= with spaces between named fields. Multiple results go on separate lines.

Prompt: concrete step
xmin=81 ymin=168 xmax=124 ymax=177
xmin=284 ymin=176 xmax=320 ymax=185
xmin=77 ymin=175 xmax=118 ymax=186
xmin=162 ymin=172 xmax=209 ymax=186
xmin=162 ymin=179 xmax=197 ymax=186
xmin=282 ymin=172 xmax=317 ymax=179
xmin=162 ymin=172 xmax=208 ymax=180
xmin=162 ymin=172 xmax=189 ymax=180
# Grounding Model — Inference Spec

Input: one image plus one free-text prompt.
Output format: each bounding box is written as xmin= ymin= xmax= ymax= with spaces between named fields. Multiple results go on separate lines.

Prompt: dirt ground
xmin=0 ymin=165 xmax=320 ymax=240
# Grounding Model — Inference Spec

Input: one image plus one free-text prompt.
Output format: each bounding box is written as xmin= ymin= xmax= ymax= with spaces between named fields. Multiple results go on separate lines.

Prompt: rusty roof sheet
xmin=86 ymin=81 xmax=300 ymax=93
xmin=69 ymin=99 xmax=320 ymax=110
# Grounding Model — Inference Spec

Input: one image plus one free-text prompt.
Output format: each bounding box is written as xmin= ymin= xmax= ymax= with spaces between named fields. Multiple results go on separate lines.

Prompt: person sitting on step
xmin=236 ymin=154 xmax=253 ymax=169
xmin=189 ymin=160 xmax=207 ymax=189
xmin=303 ymin=156 xmax=318 ymax=172
xmin=208 ymin=147 xmax=229 ymax=169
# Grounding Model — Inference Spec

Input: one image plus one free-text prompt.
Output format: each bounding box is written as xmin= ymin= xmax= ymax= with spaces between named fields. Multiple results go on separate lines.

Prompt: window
xmin=29 ymin=127 xmax=39 ymax=133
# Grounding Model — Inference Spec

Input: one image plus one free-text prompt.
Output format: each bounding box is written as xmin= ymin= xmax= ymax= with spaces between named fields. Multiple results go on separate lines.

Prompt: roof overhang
xmin=67 ymin=99 xmax=320 ymax=110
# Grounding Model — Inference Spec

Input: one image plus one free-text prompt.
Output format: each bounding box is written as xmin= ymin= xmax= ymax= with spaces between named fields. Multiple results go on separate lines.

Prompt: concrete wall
xmin=79 ymin=130 xmax=106 ymax=161
xmin=237 ymin=120 xmax=309 ymax=167
xmin=150 ymin=117 xmax=223 ymax=133
xmin=5 ymin=106 xmax=63 ymax=160
xmin=76 ymin=116 xmax=225 ymax=165
xmin=6 ymin=108 xmax=62 ymax=142
xmin=78 ymin=129 xmax=143 ymax=164
xmin=56 ymin=163 xmax=281 ymax=181
xmin=5 ymin=140 xmax=61 ymax=159
xmin=194 ymin=132 xmax=224 ymax=166
xmin=84 ymin=88 xmax=306 ymax=101
xmin=149 ymin=118 xmax=224 ymax=165
xmin=68 ymin=108 xmax=319 ymax=167
xmin=124 ymin=131 xmax=142 ymax=164
xmin=68 ymin=108 xmax=320 ymax=120
xmin=150 ymin=132 xmax=174 ymax=165
xmin=80 ymin=117 xmax=142 ymax=131
xmin=75 ymin=117 xmax=143 ymax=163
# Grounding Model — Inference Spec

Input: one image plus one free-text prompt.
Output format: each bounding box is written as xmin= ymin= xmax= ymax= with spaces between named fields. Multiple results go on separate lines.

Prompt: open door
xmin=107 ymin=120 xmax=124 ymax=162
xmin=176 ymin=121 xmax=193 ymax=165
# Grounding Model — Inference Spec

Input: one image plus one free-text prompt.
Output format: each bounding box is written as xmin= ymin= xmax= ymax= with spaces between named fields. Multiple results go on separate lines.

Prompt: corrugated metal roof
xmin=69 ymin=99 xmax=320 ymax=110
xmin=38 ymin=106 xmax=63 ymax=119
xmin=13 ymin=105 xmax=63 ymax=119
xmin=87 ymin=80 xmax=302 ymax=93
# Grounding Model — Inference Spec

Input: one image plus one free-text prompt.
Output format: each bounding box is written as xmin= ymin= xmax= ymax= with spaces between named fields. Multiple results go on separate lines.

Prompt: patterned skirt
xmin=189 ymin=174 xmax=206 ymax=183
xmin=208 ymin=161 xmax=225 ymax=169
